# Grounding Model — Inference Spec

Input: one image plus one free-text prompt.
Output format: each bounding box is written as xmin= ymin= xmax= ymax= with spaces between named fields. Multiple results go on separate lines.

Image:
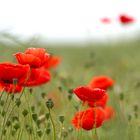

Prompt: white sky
xmin=0 ymin=0 xmax=140 ymax=42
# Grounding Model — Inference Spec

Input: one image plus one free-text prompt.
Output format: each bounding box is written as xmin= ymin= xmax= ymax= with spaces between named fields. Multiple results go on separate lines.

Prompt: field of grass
xmin=0 ymin=41 xmax=140 ymax=140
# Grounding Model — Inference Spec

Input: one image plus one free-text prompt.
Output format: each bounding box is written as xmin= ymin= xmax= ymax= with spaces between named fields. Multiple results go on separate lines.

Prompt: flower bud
xmin=46 ymin=99 xmax=54 ymax=109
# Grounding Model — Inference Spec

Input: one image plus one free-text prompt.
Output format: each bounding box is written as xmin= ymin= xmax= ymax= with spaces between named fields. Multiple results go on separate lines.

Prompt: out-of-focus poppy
xmin=4 ymin=84 xmax=23 ymax=93
xmin=100 ymin=18 xmax=111 ymax=24
xmin=119 ymin=14 xmax=135 ymax=25
xmin=0 ymin=62 xmax=30 ymax=86
xmin=26 ymin=67 xmax=51 ymax=87
xmin=0 ymin=84 xmax=4 ymax=92
xmin=84 ymin=93 xmax=108 ymax=108
xmin=89 ymin=75 xmax=114 ymax=90
xmin=104 ymin=106 xmax=115 ymax=121
xmin=14 ymin=48 xmax=49 ymax=68
xmin=73 ymin=86 xmax=105 ymax=102
xmin=44 ymin=55 xmax=61 ymax=69
xmin=72 ymin=107 xmax=105 ymax=130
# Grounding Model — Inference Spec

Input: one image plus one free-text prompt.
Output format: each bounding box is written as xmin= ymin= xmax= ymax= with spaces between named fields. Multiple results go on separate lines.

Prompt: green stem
xmin=48 ymin=108 xmax=56 ymax=140
xmin=0 ymin=89 xmax=5 ymax=103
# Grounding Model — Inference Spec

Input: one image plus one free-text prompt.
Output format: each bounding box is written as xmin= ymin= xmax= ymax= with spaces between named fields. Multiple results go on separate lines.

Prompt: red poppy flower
xmin=84 ymin=93 xmax=108 ymax=108
xmin=101 ymin=18 xmax=111 ymax=24
xmin=104 ymin=106 xmax=115 ymax=121
xmin=26 ymin=67 xmax=51 ymax=87
xmin=0 ymin=62 xmax=30 ymax=86
xmin=89 ymin=76 xmax=114 ymax=90
xmin=14 ymin=48 xmax=49 ymax=68
xmin=72 ymin=107 xmax=105 ymax=130
xmin=44 ymin=55 xmax=61 ymax=69
xmin=119 ymin=14 xmax=135 ymax=25
xmin=4 ymin=84 xmax=23 ymax=93
xmin=73 ymin=86 xmax=105 ymax=102
xmin=0 ymin=84 xmax=4 ymax=92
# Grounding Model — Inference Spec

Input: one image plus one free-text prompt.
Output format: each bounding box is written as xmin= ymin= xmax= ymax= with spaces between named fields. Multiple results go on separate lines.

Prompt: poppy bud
xmin=15 ymin=98 xmax=21 ymax=107
xmin=37 ymin=129 xmax=42 ymax=137
xmin=22 ymin=109 xmax=29 ymax=117
xmin=32 ymin=113 xmax=38 ymax=122
xmin=46 ymin=99 xmax=54 ymax=109
xmin=46 ymin=113 xmax=50 ymax=120
xmin=46 ymin=128 xmax=51 ymax=135
xmin=0 ymin=100 xmax=4 ymax=106
xmin=59 ymin=115 xmax=65 ymax=124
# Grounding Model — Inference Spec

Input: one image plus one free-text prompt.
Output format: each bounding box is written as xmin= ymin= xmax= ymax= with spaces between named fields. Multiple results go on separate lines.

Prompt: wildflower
xmin=0 ymin=62 xmax=30 ymax=93
xmin=71 ymin=108 xmax=105 ymax=130
xmin=103 ymin=106 xmax=115 ymax=121
xmin=44 ymin=55 xmax=61 ymax=69
xmin=26 ymin=67 xmax=51 ymax=87
xmin=100 ymin=18 xmax=111 ymax=23
xmin=84 ymin=93 xmax=108 ymax=108
xmin=119 ymin=14 xmax=135 ymax=24
xmin=4 ymin=84 xmax=23 ymax=93
xmin=89 ymin=75 xmax=114 ymax=90
xmin=14 ymin=48 xmax=49 ymax=68
xmin=73 ymin=86 xmax=105 ymax=102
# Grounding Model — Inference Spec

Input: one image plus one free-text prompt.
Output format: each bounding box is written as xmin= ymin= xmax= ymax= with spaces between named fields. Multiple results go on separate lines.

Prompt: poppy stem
xmin=0 ymin=89 xmax=5 ymax=103
xmin=48 ymin=108 xmax=56 ymax=140
xmin=93 ymin=102 xmax=99 ymax=140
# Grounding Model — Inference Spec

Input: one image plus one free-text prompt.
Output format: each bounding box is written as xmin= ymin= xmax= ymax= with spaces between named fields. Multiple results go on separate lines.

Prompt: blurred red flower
xmin=100 ymin=18 xmax=111 ymax=24
xmin=84 ymin=93 xmax=108 ymax=108
xmin=44 ymin=55 xmax=61 ymax=69
xmin=4 ymin=84 xmax=23 ymax=93
xmin=73 ymin=86 xmax=105 ymax=102
xmin=104 ymin=106 xmax=115 ymax=121
xmin=26 ymin=67 xmax=51 ymax=87
xmin=89 ymin=75 xmax=114 ymax=90
xmin=14 ymin=48 xmax=49 ymax=68
xmin=72 ymin=107 xmax=105 ymax=130
xmin=0 ymin=62 xmax=30 ymax=86
xmin=119 ymin=14 xmax=135 ymax=24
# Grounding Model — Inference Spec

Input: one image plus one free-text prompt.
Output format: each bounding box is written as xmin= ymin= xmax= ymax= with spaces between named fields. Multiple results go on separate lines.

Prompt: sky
xmin=0 ymin=0 xmax=140 ymax=42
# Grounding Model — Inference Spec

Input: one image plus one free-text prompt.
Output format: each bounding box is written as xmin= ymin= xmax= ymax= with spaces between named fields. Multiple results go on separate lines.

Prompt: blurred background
xmin=0 ymin=0 xmax=140 ymax=45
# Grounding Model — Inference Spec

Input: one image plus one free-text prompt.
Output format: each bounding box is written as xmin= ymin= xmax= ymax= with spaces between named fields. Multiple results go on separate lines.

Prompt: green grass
xmin=0 ymin=41 xmax=140 ymax=140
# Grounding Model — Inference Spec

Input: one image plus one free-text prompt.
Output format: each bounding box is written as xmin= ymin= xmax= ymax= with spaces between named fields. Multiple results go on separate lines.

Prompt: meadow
xmin=0 ymin=40 xmax=140 ymax=140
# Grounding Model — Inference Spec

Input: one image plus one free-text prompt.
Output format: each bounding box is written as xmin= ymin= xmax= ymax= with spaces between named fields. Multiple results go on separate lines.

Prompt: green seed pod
xmin=22 ymin=109 xmax=29 ymax=117
xmin=68 ymin=127 xmax=73 ymax=133
xmin=1 ymin=110 xmax=6 ymax=117
xmin=46 ymin=128 xmax=51 ymax=135
xmin=12 ymin=116 xmax=19 ymax=122
xmin=25 ymin=125 xmax=32 ymax=134
xmin=0 ymin=100 xmax=4 ymax=106
xmin=46 ymin=99 xmax=54 ymax=109
xmin=59 ymin=115 xmax=65 ymax=124
xmin=134 ymin=104 xmax=138 ymax=112
xmin=45 ymin=113 xmax=50 ymax=120
xmin=13 ymin=123 xmax=20 ymax=130
xmin=62 ymin=129 xmax=68 ymax=138
xmin=36 ymin=119 xmax=41 ymax=128
xmin=15 ymin=98 xmax=21 ymax=107
xmin=58 ymin=86 xmax=63 ymax=92
xmin=119 ymin=93 xmax=124 ymax=101
xmin=32 ymin=113 xmax=38 ymax=122
xmin=6 ymin=120 xmax=11 ymax=127
xmin=68 ymin=94 xmax=72 ymax=101
xmin=68 ymin=89 xmax=73 ymax=94
xmin=11 ymin=129 xmax=16 ymax=136
xmin=128 ymin=114 xmax=132 ymax=121
xmin=31 ymin=106 xmax=35 ymax=112
xmin=2 ymin=129 xmax=6 ymax=135
xmin=37 ymin=129 xmax=42 ymax=137
xmin=41 ymin=92 xmax=46 ymax=98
